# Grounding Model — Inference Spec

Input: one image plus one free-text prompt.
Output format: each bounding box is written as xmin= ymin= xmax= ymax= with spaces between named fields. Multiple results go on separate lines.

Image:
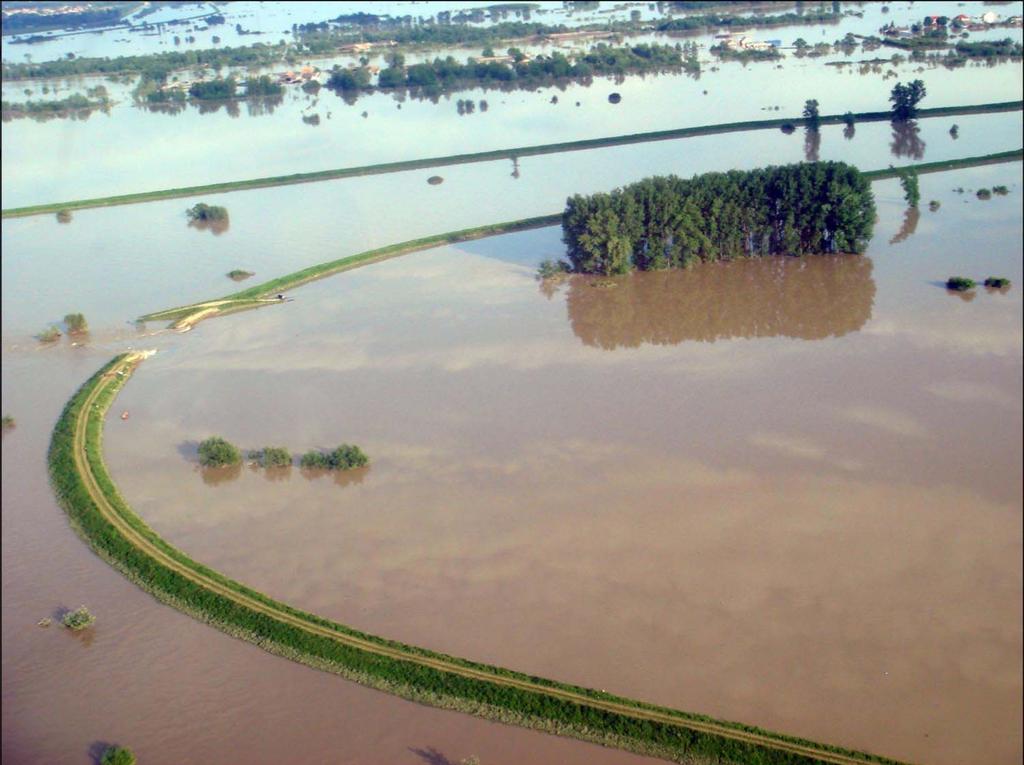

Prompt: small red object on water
xmin=121 ymin=411 xmax=129 ymax=420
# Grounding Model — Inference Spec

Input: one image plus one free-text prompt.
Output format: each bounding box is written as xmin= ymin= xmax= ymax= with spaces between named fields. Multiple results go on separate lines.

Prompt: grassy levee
xmin=141 ymin=150 xmax=1023 ymax=328
xmin=50 ymin=353 xmax=908 ymax=765
xmin=861 ymin=148 xmax=1023 ymax=180
xmin=5 ymin=100 xmax=1020 ymax=219
xmin=139 ymin=214 xmax=562 ymax=323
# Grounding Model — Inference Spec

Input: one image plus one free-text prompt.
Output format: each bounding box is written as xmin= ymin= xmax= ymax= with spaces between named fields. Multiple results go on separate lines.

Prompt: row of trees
xmin=329 ymin=43 xmax=697 ymax=93
xmin=197 ymin=437 xmax=369 ymax=470
xmin=561 ymin=162 xmax=876 ymax=275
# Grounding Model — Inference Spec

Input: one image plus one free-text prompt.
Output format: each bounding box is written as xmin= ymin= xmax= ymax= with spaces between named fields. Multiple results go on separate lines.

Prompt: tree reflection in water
xmin=804 ymin=127 xmax=821 ymax=162
xmin=889 ymin=206 xmax=920 ymax=245
xmin=565 ymin=256 xmax=875 ymax=349
xmin=188 ymin=217 xmax=230 ymax=236
xmin=890 ymin=120 xmax=926 ymax=160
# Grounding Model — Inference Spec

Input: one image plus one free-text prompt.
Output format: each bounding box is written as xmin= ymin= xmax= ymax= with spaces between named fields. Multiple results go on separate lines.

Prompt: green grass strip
xmin=139 ymin=215 xmax=562 ymax=321
xmin=860 ymin=148 xmax=1024 ymax=179
xmin=141 ymin=150 xmax=1023 ymax=325
xmin=48 ymin=353 xmax=909 ymax=765
xmin=5 ymin=100 xmax=1020 ymax=218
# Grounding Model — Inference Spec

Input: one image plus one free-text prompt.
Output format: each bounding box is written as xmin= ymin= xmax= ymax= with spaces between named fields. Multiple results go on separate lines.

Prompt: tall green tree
xmin=889 ymin=79 xmax=927 ymax=121
xmin=802 ymin=99 xmax=820 ymax=130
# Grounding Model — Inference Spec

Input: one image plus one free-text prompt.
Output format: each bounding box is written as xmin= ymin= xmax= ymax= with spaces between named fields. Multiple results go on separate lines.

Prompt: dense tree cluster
xmin=2 ymin=6 xmax=123 ymax=34
xmin=243 ymin=75 xmax=283 ymax=97
xmin=330 ymin=43 xmax=696 ymax=94
xmin=2 ymin=42 xmax=287 ymax=82
xmin=189 ymin=77 xmax=237 ymax=100
xmin=248 ymin=447 xmax=292 ymax=467
xmin=658 ymin=8 xmax=838 ymax=32
xmin=561 ymin=163 xmax=876 ymax=275
xmin=1 ymin=92 xmax=107 ymax=118
xmin=300 ymin=444 xmax=369 ymax=470
xmin=198 ymin=437 xmax=241 ymax=467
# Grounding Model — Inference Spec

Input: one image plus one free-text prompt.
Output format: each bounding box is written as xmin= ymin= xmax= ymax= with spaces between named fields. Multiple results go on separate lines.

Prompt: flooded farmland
xmin=3 ymin=1 xmax=1022 ymax=762
xmin=5 ymin=163 xmax=1019 ymax=765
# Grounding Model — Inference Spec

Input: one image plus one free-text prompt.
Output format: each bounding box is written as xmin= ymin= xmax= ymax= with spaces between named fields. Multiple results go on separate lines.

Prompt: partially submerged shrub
xmin=38 ymin=326 xmax=61 ymax=343
xmin=536 ymin=259 xmax=571 ymax=279
xmin=198 ymin=436 xmax=241 ymax=467
xmin=101 ymin=746 xmax=137 ymax=765
xmin=427 ymin=175 xmax=444 ymax=185
xmin=992 ymin=185 xmax=1009 ymax=196
xmin=984 ymin=277 xmax=1011 ymax=288
xmin=928 ymin=200 xmax=941 ymax=211
xmin=976 ymin=188 xmax=992 ymax=200
xmin=62 ymin=605 xmax=95 ymax=631
xmin=2 ymin=415 xmax=15 ymax=430
xmin=300 ymin=444 xmax=369 ymax=470
xmin=186 ymin=203 xmax=229 ymax=221
xmin=227 ymin=269 xmax=254 ymax=281
xmin=248 ymin=447 xmax=292 ymax=467
xmin=64 ymin=312 xmax=88 ymax=334
xmin=946 ymin=277 xmax=976 ymax=291
xmin=56 ymin=209 xmax=72 ymax=223
xmin=608 ymin=92 xmax=622 ymax=104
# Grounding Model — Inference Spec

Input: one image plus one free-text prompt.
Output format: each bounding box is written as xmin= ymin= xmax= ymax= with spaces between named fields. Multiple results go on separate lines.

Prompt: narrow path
xmin=67 ymin=353 xmax=904 ymax=765
xmin=4 ymin=100 xmax=1019 ymax=218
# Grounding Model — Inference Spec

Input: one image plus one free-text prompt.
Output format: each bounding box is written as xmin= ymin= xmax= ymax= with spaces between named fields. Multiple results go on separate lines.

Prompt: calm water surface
xmin=5 ymin=166 xmax=1016 ymax=764
xmin=3 ymin=4 xmax=1021 ymax=207
xmin=3 ymin=111 xmax=1021 ymax=339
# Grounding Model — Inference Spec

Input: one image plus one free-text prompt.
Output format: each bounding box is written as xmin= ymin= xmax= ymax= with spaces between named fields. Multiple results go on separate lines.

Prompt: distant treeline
xmin=1 ymin=89 xmax=110 ymax=119
xmin=562 ymin=163 xmax=876 ymax=275
xmin=330 ymin=43 xmax=698 ymax=94
xmin=2 ymin=42 xmax=288 ymax=81
xmin=2 ymin=5 xmax=124 ymax=35
xmin=657 ymin=9 xmax=840 ymax=32
xmin=296 ymin=19 xmax=580 ymax=53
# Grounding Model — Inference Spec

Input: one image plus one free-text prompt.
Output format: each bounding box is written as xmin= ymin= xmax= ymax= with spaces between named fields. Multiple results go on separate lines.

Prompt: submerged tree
xmin=802 ymin=99 xmax=820 ymax=130
xmin=198 ymin=436 xmax=241 ymax=467
xmin=897 ymin=168 xmax=920 ymax=207
xmin=889 ymin=79 xmax=927 ymax=121
xmin=562 ymin=162 xmax=876 ymax=274
xmin=100 ymin=746 xmax=136 ymax=765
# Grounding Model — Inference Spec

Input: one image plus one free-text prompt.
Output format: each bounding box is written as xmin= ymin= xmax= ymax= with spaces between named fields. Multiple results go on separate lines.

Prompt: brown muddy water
xmin=3 ymin=166 xmax=1022 ymax=765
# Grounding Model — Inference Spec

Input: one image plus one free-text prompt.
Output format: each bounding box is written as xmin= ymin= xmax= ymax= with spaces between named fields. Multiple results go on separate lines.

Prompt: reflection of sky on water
xmin=3 ymin=117 xmax=1021 ymax=337
xmin=3 ymin=39 xmax=1021 ymax=205
xmin=83 ymin=163 xmax=1022 ymax=765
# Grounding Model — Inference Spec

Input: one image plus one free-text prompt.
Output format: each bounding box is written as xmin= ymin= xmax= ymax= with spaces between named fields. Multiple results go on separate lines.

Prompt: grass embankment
xmin=139 ymin=215 xmax=562 ymax=325
xmin=142 ymin=149 xmax=1023 ymax=329
xmin=860 ymin=148 xmax=1024 ymax=180
xmin=50 ymin=353 xmax=906 ymax=765
xmin=4 ymin=100 xmax=1020 ymax=219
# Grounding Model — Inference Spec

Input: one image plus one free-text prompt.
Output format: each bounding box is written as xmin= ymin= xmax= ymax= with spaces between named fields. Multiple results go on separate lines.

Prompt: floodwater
xmin=3 ymin=0 xmax=1019 ymax=67
xmin=2 ymin=109 xmax=1021 ymax=340
xmin=3 ymin=5 xmax=1022 ymax=206
xmin=5 ymin=165 xmax=1016 ymax=765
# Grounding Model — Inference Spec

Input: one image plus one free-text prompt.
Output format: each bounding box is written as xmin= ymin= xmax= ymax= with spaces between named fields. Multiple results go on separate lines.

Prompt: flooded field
xmin=3 ymin=109 xmax=1021 ymax=339
xmin=3 ymin=0 xmax=1021 ymax=207
xmin=3 ymin=4 xmax=1023 ymax=758
xmin=3 ymin=164 xmax=1017 ymax=764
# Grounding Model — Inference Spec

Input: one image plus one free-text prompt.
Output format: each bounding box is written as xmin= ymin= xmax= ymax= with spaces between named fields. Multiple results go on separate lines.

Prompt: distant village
xmin=880 ymin=10 xmax=1022 ymax=38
